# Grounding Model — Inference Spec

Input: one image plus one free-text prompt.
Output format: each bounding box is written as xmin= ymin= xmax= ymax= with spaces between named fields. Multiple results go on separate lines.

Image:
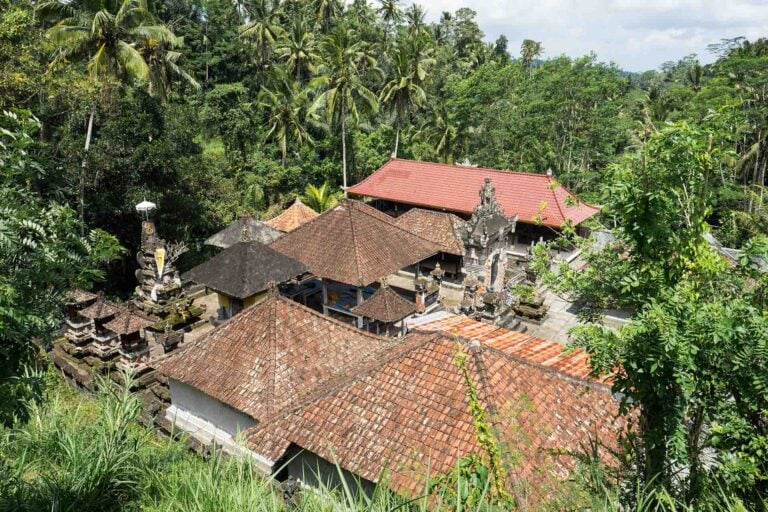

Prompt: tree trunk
xmin=341 ymin=104 xmax=348 ymax=196
xmin=80 ymin=105 xmax=96 ymax=232
xmin=393 ymin=123 xmax=400 ymax=158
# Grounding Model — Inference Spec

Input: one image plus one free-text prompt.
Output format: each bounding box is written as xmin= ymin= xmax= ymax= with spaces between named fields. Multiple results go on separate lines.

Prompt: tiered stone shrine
xmin=63 ymin=289 xmax=97 ymax=351
xmin=104 ymin=306 xmax=156 ymax=374
xmin=79 ymin=295 xmax=121 ymax=360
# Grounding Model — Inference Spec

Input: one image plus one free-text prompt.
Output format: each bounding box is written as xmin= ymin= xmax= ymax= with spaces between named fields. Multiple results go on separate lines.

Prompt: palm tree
xmin=313 ymin=0 xmax=342 ymax=31
xmin=378 ymin=0 xmax=401 ymax=31
xmin=239 ymin=0 xmax=283 ymax=65
xmin=418 ymin=103 xmax=459 ymax=164
xmin=277 ymin=17 xmax=320 ymax=81
xmin=260 ymin=68 xmax=313 ymax=167
xmin=404 ymin=4 xmax=428 ymax=39
xmin=686 ymin=63 xmax=703 ymax=92
xmin=37 ymin=0 xmax=177 ymax=225
xmin=140 ymin=34 xmax=200 ymax=102
xmin=310 ymin=28 xmax=380 ymax=192
xmin=520 ymin=39 xmax=543 ymax=72
xmin=302 ymin=182 xmax=341 ymax=212
xmin=380 ymin=41 xmax=434 ymax=156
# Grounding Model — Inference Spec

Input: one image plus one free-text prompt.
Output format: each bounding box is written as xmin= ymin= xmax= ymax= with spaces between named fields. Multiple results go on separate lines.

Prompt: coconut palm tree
xmin=520 ymin=38 xmax=543 ymax=72
xmin=260 ymin=68 xmax=313 ymax=167
xmin=239 ymin=0 xmax=283 ymax=65
xmin=277 ymin=17 xmax=320 ymax=81
xmin=140 ymin=34 xmax=200 ymax=102
xmin=302 ymin=182 xmax=341 ymax=212
xmin=404 ymin=4 xmax=428 ymax=39
xmin=313 ymin=0 xmax=342 ymax=31
xmin=36 ymin=0 xmax=178 ymax=225
xmin=418 ymin=103 xmax=459 ymax=164
xmin=380 ymin=40 xmax=434 ymax=156
xmin=378 ymin=0 xmax=401 ymax=31
xmin=310 ymin=28 xmax=380 ymax=192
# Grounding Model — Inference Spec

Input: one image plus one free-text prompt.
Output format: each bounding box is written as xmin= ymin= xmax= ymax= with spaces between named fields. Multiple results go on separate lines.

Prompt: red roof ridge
xmin=379 ymin=158 xmax=558 ymax=179
xmin=345 ymin=199 xmax=440 ymax=247
xmin=415 ymin=328 xmax=611 ymax=391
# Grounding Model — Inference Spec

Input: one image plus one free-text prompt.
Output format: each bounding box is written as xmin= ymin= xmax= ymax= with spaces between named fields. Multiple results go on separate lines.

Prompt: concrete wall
xmin=169 ymin=379 xmax=256 ymax=437
xmin=278 ymin=444 xmax=377 ymax=497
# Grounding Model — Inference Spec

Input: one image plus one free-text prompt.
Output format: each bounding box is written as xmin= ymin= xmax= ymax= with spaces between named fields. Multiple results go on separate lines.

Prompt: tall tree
xmin=520 ymin=38 xmax=543 ymax=72
xmin=276 ymin=17 xmax=320 ymax=81
xmin=239 ymin=0 xmax=283 ymax=66
xmin=259 ymin=68 xmax=312 ymax=166
xmin=310 ymin=28 xmax=379 ymax=191
xmin=37 ymin=0 xmax=177 ymax=226
xmin=380 ymin=40 xmax=433 ymax=156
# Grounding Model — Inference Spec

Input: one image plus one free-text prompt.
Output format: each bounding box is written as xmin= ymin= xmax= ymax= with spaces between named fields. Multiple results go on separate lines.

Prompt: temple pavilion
xmin=204 ymin=215 xmax=283 ymax=249
xmin=184 ymin=240 xmax=308 ymax=319
xmin=269 ymin=199 xmax=439 ymax=327
xmin=265 ymin=197 xmax=318 ymax=233
xmin=347 ymin=158 xmax=600 ymax=244
xmin=351 ymin=282 xmax=417 ymax=336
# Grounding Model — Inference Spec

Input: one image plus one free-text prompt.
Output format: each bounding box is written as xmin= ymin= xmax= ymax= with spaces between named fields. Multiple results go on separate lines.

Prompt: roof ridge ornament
xmin=240 ymin=224 xmax=253 ymax=243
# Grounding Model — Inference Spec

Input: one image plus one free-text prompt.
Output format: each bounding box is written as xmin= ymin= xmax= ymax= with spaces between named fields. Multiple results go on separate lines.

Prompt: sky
xmin=417 ymin=0 xmax=768 ymax=71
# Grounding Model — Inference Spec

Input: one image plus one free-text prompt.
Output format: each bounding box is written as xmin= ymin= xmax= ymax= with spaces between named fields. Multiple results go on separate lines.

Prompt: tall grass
xmin=0 ymin=372 xmax=761 ymax=512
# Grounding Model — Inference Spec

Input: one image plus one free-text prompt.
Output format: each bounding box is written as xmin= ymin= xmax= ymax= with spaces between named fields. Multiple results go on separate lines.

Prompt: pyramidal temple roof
xmin=351 ymin=285 xmax=417 ymax=323
xmin=265 ymin=197 xmax=319 ymax=233
xmin=183 ymin=241 xmax=308 ymax=299
xmin=205 ymin=216 xmax=283 ymax=249
xmin=154 ymin=293 xmax=400 ymax=420
xmin=104 ymin=307 xmax=155 ymax=335
xmin=269 ymin=199 xmax=439 ymax=286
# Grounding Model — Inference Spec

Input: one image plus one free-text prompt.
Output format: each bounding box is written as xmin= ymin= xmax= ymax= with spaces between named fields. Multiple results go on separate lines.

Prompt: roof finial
xmin=240 ymin=225 xmax=252 ymax=243
xmin=546 ymin=167 xmax=553 ymax=176
xmin=267 ymin=281 xmax=278 ymax=296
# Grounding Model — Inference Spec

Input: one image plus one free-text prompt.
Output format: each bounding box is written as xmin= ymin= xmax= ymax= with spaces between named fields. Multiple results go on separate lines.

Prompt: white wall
xmin=169 ymin=379 xmax=257 ymax=438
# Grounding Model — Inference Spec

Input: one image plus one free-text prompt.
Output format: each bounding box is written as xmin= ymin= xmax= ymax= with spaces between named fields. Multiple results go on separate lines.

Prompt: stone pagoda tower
xmin=132 ymin=204 xmax=201 ymax=329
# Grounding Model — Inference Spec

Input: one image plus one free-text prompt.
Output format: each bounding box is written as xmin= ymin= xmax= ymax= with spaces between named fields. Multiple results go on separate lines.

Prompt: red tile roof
xmin=154 ymin=292 xmax=400 ymax=420
xmin=415 ymin=313 xmax=605 ymax=382
xmin=351 ymin=285 xmax=417 ymax=323
xmin=269 ymin=199 xmax=439 ymax=286
xmin=394 ymin=208 xmax=465 ymax=256
xmin=246 ymin=332 xmax=623 ymax=503
xmin=347 ymin=159 xmax=600 ymax=227
xmin=265 ymin=198 xmax=319 ymax=233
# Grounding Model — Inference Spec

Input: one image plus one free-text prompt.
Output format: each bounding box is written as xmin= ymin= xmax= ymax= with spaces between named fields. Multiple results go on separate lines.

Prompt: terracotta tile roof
xmin=351 ymin=285 xmax=417 ymax=323
xmin=347 ymin=158 xmax=601 ymax=227
xmin=79 ymin=297 xmax=120 ymax=320
xmin=154 ymin=293 xmax=401 ymax=420
xmin=205 ymin=216 xmax=283 ymax=248
xmin=415 ymin=313 xmax=604 ymax=382
xmin=64 ymin=289 xmax=97 ymax=305
xmin=103 ymin=308 xmax=155 ymax=335
xmin=265 ymin=198 xmax=319 ymax=233
xmin=183 ymin=241 xmax=308 ymax=300
xmin=394 ymin=208 xmax=465 ymax=256
xmin=269 ymin=199 xmax=439 ymax=286
xmin=245 ymin=332 xmax=623 ymax=502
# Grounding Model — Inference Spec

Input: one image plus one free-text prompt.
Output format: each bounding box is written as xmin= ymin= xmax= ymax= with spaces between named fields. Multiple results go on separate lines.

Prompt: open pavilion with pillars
xmin=269 ymin=199 xmax=439 ymax=328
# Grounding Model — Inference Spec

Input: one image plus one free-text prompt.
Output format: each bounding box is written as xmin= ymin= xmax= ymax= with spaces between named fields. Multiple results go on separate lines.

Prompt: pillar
xmin=356 ymin=287 xmax=364 ymax=328
xmin=322 ymin=279 xmax=329 ymax=315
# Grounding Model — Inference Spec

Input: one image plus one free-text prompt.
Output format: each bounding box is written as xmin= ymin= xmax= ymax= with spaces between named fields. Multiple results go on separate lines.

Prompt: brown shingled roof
xmin=415 ymin=313 xmax=606 ymax=382
xmin=64 ymin=289 xmax=97 ymax=305
xmin=79 ymin=297 xmax=120 ymax=320
xmin=264 ymin=197 xmax=319 ymax=233
xmin=395 ymin=208 xmax=466 ymax=256
xmin=205 ymin=215 xmax=283 ymax=248
xmin=351 ymin=285 xmax=417 ymax=323
xmin=103 ymin=308 xmax=155 ymax=335
xmin=183 ymin=241 xmax=308 ymax=300
xmin=154 ymin=292 xmax=400 ymax=420
xmin=269 ymin=199 xmax=439 ymax=286
xmin=245 ymin=331 xmax=623 ymax=502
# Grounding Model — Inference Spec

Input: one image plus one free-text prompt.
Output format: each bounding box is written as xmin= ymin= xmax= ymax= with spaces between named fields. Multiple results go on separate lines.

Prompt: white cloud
xmin=413 ymin=0 xmax=768 ymax=70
